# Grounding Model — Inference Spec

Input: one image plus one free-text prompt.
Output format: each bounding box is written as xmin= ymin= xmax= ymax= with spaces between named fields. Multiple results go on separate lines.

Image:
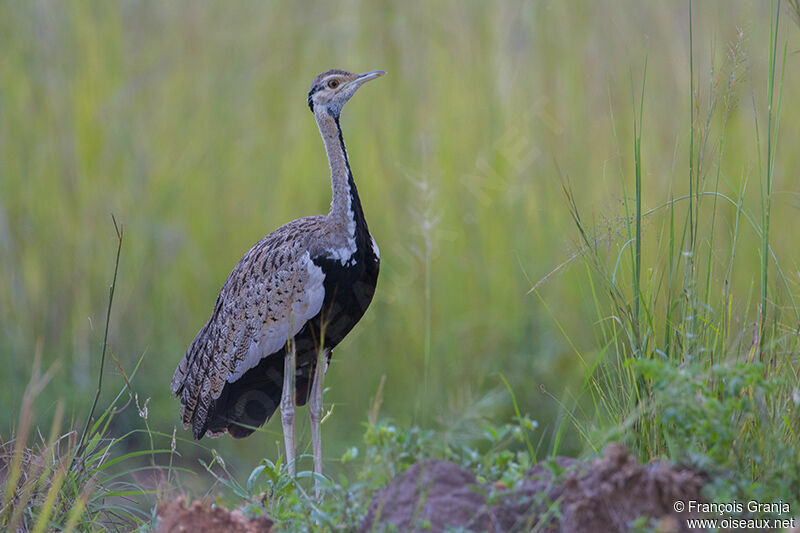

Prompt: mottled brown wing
xmin=171 ymin=216 xmax=326 ymax=438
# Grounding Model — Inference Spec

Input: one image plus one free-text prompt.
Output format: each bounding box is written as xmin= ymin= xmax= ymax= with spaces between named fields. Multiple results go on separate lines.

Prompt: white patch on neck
xmin=370 ymin=234 xmax=380 ymax=260
xmin=326 ymin=180 xmax=358 ymax=265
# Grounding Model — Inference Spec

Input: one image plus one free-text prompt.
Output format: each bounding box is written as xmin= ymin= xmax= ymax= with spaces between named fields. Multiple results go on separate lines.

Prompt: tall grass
xmin=72 ymin=216 xmax=122 ymax=471
xmin=1 ymin=0 xmax=799 ymax=482
xmin=561 ymin=0 xmax=800 ymax=504
xmin=758 ymin=0 xmax=789 ymax=355
xmin=0 ymin=363 xmax=150 ymax=532
xmin=0 ymin=220 xmax=186 ymax=531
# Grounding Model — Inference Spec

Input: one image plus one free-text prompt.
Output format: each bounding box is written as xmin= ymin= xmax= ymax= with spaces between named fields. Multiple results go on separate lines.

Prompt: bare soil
xmin=360 ymin=443 xmax=708 ymax=532
xmin=156 ymin=496 xmax=274 ymax=533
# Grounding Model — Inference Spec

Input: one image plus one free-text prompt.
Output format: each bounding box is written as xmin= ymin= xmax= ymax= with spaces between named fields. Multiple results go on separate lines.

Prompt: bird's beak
xmin=357 ymin=70 xmax=386 ymax=82
xmin=346 ymin=70 xmax=386 ymax=91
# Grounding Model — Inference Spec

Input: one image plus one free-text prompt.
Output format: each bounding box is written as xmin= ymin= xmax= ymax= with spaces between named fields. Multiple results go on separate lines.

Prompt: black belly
xmin=204 ymin=250 xmax=379 ymax=438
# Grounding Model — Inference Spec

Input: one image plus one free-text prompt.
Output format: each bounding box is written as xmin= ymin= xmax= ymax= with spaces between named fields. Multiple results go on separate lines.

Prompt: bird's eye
xmin=328 ymin=79 xmax=339 ymax=89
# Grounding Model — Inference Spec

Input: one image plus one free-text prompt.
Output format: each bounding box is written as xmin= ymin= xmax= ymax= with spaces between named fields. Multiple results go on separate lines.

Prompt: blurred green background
xmin=1 ymin=0 xmax=798 ymax=476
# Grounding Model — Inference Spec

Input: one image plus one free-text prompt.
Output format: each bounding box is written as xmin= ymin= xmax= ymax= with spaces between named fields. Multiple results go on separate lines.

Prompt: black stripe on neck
xmin=334 ymin=116 xmax=369 ymax=234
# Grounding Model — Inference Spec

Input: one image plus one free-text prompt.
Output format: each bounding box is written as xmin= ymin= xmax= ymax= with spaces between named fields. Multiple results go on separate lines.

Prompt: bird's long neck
xmin=316 ymin=110 xmax=368 ymax=234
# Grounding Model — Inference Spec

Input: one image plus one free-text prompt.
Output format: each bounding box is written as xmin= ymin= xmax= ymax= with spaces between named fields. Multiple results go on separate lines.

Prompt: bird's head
xmin=307 ymin=69 xmax=385 ymax=117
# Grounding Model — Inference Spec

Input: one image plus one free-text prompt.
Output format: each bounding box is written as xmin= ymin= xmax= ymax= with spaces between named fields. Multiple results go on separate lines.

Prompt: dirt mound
xmin=156 ymin=496 xmax=274 ymax=533
xmin=361 ymin=443 xmax=707 ymax=532
xmin=361 ymin=459 xmax=496 ymax=532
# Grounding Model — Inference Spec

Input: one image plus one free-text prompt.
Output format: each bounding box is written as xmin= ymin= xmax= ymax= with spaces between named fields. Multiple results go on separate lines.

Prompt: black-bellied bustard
xmin=171 ymin=69 xmax=384 ymax=488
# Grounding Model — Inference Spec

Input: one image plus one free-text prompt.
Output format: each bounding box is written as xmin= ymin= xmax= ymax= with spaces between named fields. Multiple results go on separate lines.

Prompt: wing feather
xmin=171 ymin=217 xmax=327 ymax=435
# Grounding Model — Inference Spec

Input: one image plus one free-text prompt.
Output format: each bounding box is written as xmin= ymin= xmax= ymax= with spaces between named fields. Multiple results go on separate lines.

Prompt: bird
xmin=171 ymin=69 xmax=384 ymax=485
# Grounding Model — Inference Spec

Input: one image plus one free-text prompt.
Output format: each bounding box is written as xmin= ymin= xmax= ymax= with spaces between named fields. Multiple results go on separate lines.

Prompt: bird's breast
xmin=310 ymin=236 xmax=379 ymax=345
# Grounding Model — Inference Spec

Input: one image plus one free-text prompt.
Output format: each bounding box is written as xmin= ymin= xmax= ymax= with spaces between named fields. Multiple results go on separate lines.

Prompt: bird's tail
xmin=202 ymin=352 xmax=319 ymax=439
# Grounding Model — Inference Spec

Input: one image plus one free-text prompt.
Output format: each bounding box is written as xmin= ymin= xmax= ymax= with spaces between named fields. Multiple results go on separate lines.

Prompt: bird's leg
xmin=281 ymin=336 xmax=297 ymax=477
xmin=308 ymin=347 xmax=327 ymax=498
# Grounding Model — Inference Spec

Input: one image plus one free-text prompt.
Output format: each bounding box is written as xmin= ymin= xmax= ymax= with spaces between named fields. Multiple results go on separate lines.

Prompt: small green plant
xmin=634 ymin=358 xmax=800 ymax=509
